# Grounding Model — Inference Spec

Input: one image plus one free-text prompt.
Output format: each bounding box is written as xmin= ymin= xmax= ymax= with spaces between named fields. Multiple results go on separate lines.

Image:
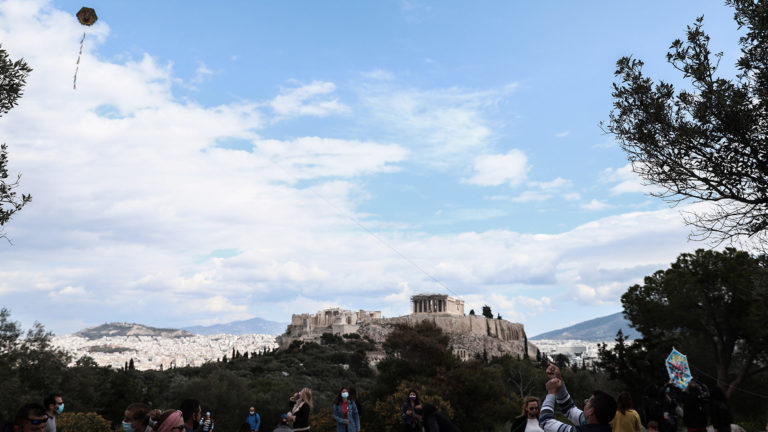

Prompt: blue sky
xmin=0 ymin=0 xmax=746 ymax=337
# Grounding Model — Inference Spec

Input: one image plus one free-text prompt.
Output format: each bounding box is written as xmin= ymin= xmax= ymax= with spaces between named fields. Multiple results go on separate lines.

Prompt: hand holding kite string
xmin=73 ymin=7 xmax=97 ymax=89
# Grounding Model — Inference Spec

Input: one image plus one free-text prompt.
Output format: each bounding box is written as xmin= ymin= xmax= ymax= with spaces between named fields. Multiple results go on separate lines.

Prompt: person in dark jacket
xmin=680 ymin=381 xmax=708 ymax=432
xmin=414 ymin=404 xmax=460 ymax=432
xmin=511 ymin=396 xmax=542 ymax=432
xmin=287 ymin=388 xmax=312 ymax=432
xmin=709 ymin=387 xmax=732 ymax=432
xmin=401 ymin=389 xmax=421 ymax=431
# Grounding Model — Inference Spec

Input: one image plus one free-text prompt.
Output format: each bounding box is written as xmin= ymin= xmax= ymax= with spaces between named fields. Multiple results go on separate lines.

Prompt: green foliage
xmin=603 ymin=1 xmax=768 ymax=247
xmin=481 ymin=305 xmax=493 ymax=319
xmin=621 ymin=248 xmax=768 ymax=398
xmin=0 ymin=44 xmax=32 ymax=238
xmin=57 ymin=412 xmax=111 ymax=432
xmin=372 ymin=381 xmax=454 ymax=432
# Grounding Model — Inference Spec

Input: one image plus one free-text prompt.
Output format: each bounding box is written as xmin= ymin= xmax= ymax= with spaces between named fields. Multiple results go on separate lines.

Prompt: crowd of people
xmin=3 ymin=367 xmax=763 ymax=432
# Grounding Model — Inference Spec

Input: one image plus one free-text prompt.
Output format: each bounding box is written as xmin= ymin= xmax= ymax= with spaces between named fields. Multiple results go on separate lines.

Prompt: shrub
xmin=57 ymin=412 xmax=111 ymax=432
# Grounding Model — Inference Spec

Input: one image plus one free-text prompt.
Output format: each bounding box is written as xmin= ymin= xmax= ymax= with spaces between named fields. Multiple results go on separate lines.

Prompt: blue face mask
xmin=341 ymin=392 xmax=349 ymax=399
xmin=122 ymin=421 xmax=135 ymax=432
xmin=57 ymin=404 xmax=65 ymax=414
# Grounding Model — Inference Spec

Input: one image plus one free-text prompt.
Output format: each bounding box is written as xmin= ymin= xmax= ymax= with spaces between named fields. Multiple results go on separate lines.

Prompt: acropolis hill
xmin=278 ymin=293 xmax=537 ymax=361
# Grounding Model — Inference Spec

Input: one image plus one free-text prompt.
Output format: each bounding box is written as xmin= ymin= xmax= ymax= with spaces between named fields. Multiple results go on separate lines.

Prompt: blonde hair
xmin=300 ymin=387 xmax=313 ymax=409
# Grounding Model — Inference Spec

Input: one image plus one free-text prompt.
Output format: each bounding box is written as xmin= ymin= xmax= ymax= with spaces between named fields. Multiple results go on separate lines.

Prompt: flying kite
xmin=73 ymin=7 xmax=98 ymax=89
xmin=665 ymin=347 xmax=693 ymax=390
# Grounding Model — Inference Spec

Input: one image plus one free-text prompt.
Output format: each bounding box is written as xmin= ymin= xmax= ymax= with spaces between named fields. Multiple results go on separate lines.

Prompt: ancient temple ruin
xmin=411 ymin=293 xmax=464 ymax=315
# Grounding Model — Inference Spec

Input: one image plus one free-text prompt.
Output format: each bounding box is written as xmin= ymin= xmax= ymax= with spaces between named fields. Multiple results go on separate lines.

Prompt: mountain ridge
xmin=75 ymin=322 xmax=193 ymax=339
xmin=183 ymin=316 xmax=286 ymax=335
xmin=531 ymin=312 xmax=641 ymax=341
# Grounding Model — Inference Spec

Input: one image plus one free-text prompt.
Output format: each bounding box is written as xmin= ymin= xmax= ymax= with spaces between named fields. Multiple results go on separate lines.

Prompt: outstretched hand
xmin=546 ymin=362 xmax=561 ymax=380
xmin=546 ymin=378 xmax=562 ymax=395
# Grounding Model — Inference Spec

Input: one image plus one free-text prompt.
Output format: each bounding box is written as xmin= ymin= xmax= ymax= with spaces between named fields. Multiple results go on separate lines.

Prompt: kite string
xmin=688 ymin=363 xmax=768 ymax=399
xmin=73 ymin=32 xmax=85 ymax=90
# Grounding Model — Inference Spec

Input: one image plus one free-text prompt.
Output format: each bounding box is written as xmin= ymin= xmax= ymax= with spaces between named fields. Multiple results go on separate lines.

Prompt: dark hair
xmin=126 ymin=403 xmax=151 ymax=425
xmin=333 ymin=386 xmax=351 ymax=405
xmin=591 ymin=390 xmax=617 ymax=425
xmin=180 ymin=399 xmax=200 ymax=422
xmin=616 ymin=392 xmax=633 ymax=414
xmin=521 ymin=396 xmax=540 ymax=415
xmin=43 ymin=394 xmax=61 ymax=410
xmin=15 ymin=403 xmax=46 ymax=426
xmin=406 ymin=389 xmax=420 ymax=405
xmin=647 ymin=421 xmax=660 ymax=430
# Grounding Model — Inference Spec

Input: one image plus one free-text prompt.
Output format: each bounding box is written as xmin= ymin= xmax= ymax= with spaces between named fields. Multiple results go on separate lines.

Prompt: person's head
xmin=616 ymin=392 xmax=633 ymax=414
xmin=204 ymin=411 xmax=211 ymax=420
xmin=299 ymin=388 xmax=313 ymax=408
xmin=279 ymin=414 xmax=288 ymax=426
xmin=584 ymin=390 xmax=617 ymax=425
xmin=248 ymin=406 xmax=255 ymax=415
xmin=13 ymin=404 xmax=47 ymax=432
xmin=647 ymin=421 xmax=660 ymax=432
xmin=333 ymin=387 xmax=351 ymax=405
xmin=42 ymin=394 xmax=63 ymax=416
xmin=151 ymin=409 xmax=184 ymax=432
xmin=179 ymin=399 xmax=201 ymax=425
xmin=407 ymin=389 xmax=420 ymax=405
xmin=521 ymin=396 xmax=540 ymax=418
xmin=124 ymin=403 xmax=151 ymax=432
xmin=236 ymin=422 xmax=250 ymax=432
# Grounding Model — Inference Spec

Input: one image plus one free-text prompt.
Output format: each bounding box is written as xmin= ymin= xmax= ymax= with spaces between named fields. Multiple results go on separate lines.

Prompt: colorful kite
xmin=666 ymin=347 xmax=693 ymax=389
xmin=73 ymin=7 xmax=98 ymax=89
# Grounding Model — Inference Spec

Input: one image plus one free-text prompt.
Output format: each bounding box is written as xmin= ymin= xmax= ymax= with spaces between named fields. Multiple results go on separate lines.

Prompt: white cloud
xmin=270 ymin=81 xmax=350 ymax=118
xmin=465 ymin=149 xmax=528 ymax=187
xmin=361 ymin=83 xmax=518 ymax=167
xmin=581 ymin=199 xmax=612 ymax=211
xmin=603 ymin=163 xmax=657 ymax=194
xmin=191 ymin=62 xmax=214 ymax=85
xmin=555 ymin=130 xmax=571 ymax=138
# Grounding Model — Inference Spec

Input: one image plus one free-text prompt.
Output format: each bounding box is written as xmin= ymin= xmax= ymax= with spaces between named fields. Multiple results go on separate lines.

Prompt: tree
xmin=469 ymin=309 xmax=475 ymax=315
xmin=481 ymin=305 xmax=493 ymax=319
xmin=603 ymin=0 xmax=768 ymax=247
xmin=622 ymin=248 xmax=768 ymax=399
xmin=0 ymin=45 xmax=32 ymax=240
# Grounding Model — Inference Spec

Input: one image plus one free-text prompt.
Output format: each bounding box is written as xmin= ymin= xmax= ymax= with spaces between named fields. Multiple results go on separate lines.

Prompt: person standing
xmin=43 ymin=394 xmax=63 ymax=432
xmin=539 ymin=363 xmax=616 ymax=432
xmin=709 ymin=388 xmax=732 ymax=432
xmin=247 ymin=406 xmax=261 ymax=432
xmin=401 ymin=390 xmax=420 ymax=431
xmin=413 ymin=404 xmax=460 ymax=432
xmin=180 ymin=399 xmax=202 ymax=432
xmin=510 ymin=397 xmax=542 ymax=432
xmin=287 ymin=388 xmax=312 ymax=432
xmin=123 ymin=402 xmax=152 ymax=432
xmin=201 ymin=411 xmax=214 ymax=432
xmin=332 ymin=387 xmax=360 ymax=432
xmin=610 ymin=392 xmax=642 ymax=432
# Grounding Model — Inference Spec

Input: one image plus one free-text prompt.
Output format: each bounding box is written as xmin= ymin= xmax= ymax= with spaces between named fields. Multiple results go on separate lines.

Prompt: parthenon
xmin=411 ymin=293 xmax=464 ymax=315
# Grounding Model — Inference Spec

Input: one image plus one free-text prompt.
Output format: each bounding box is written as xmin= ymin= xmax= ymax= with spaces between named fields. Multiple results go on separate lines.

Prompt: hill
xmin=75 ymin=322 xmax=192 ymax=339
xmin=184 ymin=316 xmax=286 ymax=335
xmin=531 ymin=312 xmax=641 ymax=341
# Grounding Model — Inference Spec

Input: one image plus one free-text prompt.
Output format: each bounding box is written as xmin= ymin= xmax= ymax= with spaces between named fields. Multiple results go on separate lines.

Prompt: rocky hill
xmin=531 ymin=312 xmax=640 ymax=341
xmin=75 ymin=323 xmax=192 ymax=339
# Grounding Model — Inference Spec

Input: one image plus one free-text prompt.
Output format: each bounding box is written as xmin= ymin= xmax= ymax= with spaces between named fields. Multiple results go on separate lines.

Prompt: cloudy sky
xmin=0 ymin=0 xmax=745 ymax=336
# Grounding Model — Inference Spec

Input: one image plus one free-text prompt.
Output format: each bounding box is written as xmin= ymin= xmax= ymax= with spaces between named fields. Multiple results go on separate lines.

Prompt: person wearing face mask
xmin=246 ymin=406 xmax=261 ymax=432
xmin=42 ymin=394 xmax=63 ymax=432
xmin=401 ymin=390 xmax=420 ymax=431
xmin=332 ymin=387 xmax=360 ymax=432
xmin=122 ymin=403 xmax=152 ymax=432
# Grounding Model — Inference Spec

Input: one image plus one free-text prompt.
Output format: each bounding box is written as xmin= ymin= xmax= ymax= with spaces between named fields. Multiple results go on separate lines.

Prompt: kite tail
xmin=73 ymin=32 xmax=86 ymax=90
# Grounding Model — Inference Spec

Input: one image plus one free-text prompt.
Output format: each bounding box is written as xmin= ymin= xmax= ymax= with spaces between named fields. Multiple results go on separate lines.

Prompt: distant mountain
xmin=531 ymin=312 xmax=641 ymax=342
xmin=75 ymin=323 xmax=192 ymax=340
xmin=183 ymin=317 xmax=287 ymax=335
